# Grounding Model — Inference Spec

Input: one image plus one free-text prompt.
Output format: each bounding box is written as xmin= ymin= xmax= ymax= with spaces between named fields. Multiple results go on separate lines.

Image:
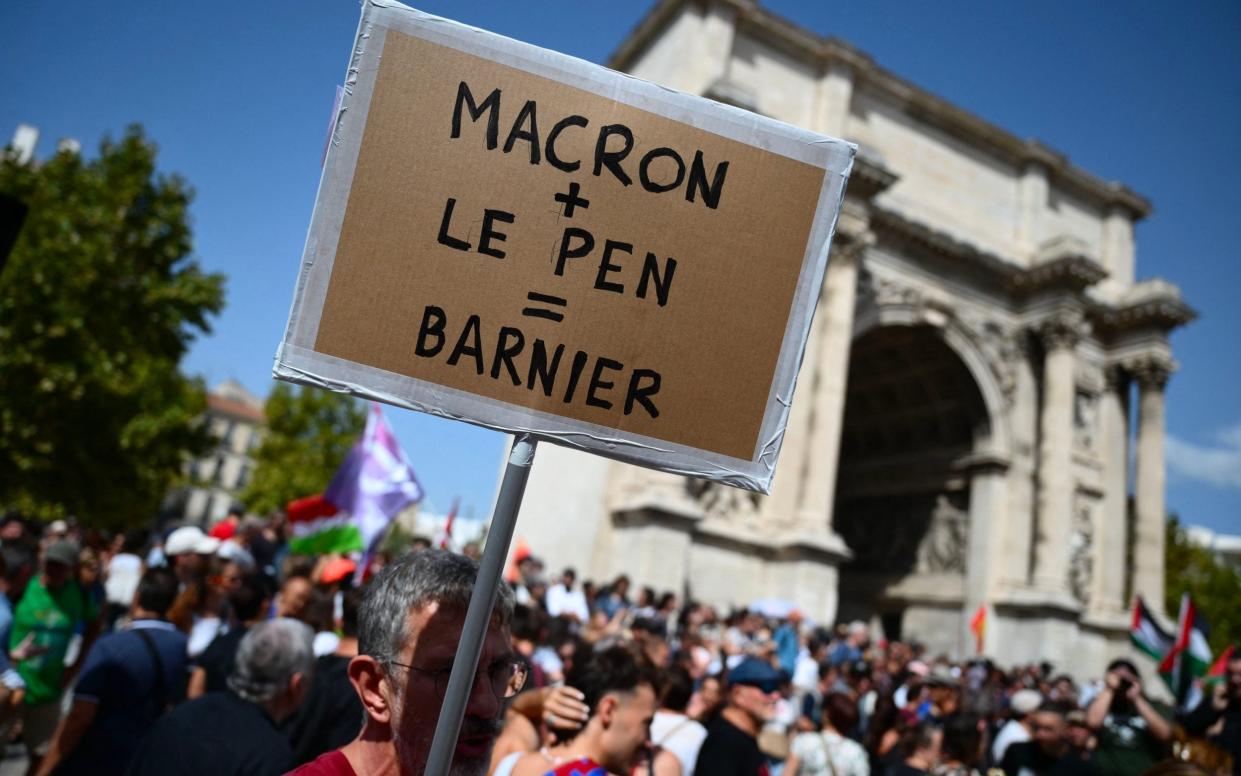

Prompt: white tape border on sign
xmin=275 ymin=0 xmax=856 ymax=494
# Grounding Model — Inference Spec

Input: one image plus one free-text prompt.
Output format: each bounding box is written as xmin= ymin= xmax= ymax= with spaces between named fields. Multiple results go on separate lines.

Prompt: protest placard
xmin=275 ymin=0 xmax=854 ymax=493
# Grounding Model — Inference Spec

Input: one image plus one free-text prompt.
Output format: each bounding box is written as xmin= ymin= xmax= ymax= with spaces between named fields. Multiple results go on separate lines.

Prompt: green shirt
xmin=10 ymin=577 xmax=96 ymax=705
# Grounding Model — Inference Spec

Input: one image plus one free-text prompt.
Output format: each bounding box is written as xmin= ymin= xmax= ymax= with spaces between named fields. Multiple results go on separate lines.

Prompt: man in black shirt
xmin=886 ymin=720 xmax=943 ymax=776
xmin=186 ymin=573 xmax=270 ymax=699
xmin=1001 ymin=701 xmax=1096 ymax=776
xmin=1182 ymin=648 xmax=1241 ymax=776
xmin=283 ymin=588 xmax=366 ymax=765
xmin=127 ymin=618 xmax=315 ymax=776
xmin=695 ymin=657 xmax=783 ymax=776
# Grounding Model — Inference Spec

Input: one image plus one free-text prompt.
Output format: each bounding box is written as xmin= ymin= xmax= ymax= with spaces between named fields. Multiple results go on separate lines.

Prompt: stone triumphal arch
xmin=510 ymin=0 xmax=1193 ymax=675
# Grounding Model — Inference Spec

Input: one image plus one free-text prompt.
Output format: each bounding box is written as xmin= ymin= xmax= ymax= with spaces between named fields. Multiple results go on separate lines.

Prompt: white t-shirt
xmin=314 ymin=631 xmax=341 ymax=657
xmin=650 ymin=710 xmax=707 ymax=776
xmin=793 ymin=650 xmax=820 ymax=693
xmin=991 ymin=719 xmax=1031 ymax=763
xmin=188 ymin=616 xmax=224 ymax=658
xmin=104 ymin=552 xmax=143 ymax=607
xmin=790 ymin=729 xmax=870 ymax=776
xmin=545 ymin=584 xmax=589 ymax=621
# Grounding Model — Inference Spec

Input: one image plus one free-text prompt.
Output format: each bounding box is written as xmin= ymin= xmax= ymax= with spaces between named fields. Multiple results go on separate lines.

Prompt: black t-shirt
xmin=126 ymin=691 xmax=294 ymax=776
xmin=281 ymin=654 xmax=364 ymax=766
xmin=1000 ymin=741 xmax=1096 ymax=776
xmin=195 ymin=627 xmax=248 ymax=695
xmin=695 ymin=715 xmax=769 ymax=776
xmin=1182 ymin=698 xmax=1241 ymax=776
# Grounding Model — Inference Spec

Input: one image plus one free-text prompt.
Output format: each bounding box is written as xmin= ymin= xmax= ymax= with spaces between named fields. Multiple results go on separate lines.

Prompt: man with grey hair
xmin=127 ymin=618 xmax=314 ymax=776
xmin=289 ymin=550 xmax=524 ymax=776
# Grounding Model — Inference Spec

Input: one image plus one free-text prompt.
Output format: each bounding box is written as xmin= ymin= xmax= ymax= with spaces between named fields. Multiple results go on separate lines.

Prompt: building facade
xmin=511 ymin=0 xmax=1194 ymax=676
xmin=163 ymin=379 xmax=265 ymax=527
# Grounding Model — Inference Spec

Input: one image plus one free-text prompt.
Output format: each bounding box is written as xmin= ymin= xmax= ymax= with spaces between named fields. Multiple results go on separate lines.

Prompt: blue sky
xmin=2 ymin=1 xmax=1238 ymax=535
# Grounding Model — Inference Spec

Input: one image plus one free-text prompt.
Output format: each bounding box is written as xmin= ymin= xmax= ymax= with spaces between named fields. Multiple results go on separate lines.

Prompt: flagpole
xmin=426 ymin=433 xmax=538 ymax=776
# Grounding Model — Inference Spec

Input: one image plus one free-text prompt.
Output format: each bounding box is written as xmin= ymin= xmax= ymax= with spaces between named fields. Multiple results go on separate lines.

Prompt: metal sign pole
xmin=424 ymin=433 xmax=538 ymax=775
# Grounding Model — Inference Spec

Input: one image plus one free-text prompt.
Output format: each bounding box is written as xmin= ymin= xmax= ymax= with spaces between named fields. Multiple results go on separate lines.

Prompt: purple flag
xmin=325 ymin=403 xmax=423 ymax=554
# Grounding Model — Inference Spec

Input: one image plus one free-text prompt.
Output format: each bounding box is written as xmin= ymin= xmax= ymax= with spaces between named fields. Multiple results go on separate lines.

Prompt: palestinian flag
xmin=1158 ymin=593 xmax=1213 ymax=707
xmin=1204 ymin=644 xmax=1235 ymax=687
xmin=1130 ymin=596 xmax=1174 ymax=660
xmin=287 ymin=493 xmax=358 ymax=555
xmin=286 ymin=404 xmax=423 ymax=555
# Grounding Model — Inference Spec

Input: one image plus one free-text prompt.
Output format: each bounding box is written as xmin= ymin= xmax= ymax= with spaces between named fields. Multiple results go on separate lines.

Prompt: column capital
xmin=1036 ymin=309 xmax=1089 ymax=351
xmin=830 ymin=226 xmax=875 ymax=266
xmin=1126 ymin=354 xmax=1175 ymax=390
xmin=1103 ymin=363 xmax=1129 ymax=391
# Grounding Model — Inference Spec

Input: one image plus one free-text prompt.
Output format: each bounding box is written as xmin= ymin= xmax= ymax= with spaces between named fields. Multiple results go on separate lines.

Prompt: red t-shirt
xmin=285 ymin=750 xmax=357 ymax=776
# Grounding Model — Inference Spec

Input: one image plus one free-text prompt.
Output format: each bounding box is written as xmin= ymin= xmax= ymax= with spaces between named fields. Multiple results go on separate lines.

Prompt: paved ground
xmin=0 ymin=743 xmax=28 ymax=776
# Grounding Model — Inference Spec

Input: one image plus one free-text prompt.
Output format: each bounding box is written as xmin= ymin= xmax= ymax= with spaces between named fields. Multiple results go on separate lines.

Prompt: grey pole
xmin=424 ymin=433 xmax=538 ymax=776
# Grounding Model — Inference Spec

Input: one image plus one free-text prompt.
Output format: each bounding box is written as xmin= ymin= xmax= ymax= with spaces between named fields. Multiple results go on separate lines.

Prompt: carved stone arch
xmin=851 ymin=303 xmax=1012 ymax=462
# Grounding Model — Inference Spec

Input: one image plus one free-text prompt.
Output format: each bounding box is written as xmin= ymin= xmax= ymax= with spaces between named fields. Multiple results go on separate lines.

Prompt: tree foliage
xmin=0 ymin=126 xmax=225 ymax=528
xmin=240 ymin=383 xmax=366 ymax=515
xmin=1166 ymin=516 xmax=1241 ymax=652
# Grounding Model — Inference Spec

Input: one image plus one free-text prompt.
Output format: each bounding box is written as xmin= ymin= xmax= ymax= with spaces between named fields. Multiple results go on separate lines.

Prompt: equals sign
xmin=522 ymin=291 xmax=568 ymax=323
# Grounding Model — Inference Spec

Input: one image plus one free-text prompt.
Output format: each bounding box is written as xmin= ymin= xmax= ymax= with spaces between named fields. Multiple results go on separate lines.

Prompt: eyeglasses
xmin=387 ymin=657 xmax=529 ymax=700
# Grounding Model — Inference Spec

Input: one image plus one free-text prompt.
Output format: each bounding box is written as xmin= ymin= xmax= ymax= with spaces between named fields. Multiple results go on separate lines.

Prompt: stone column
xmin=1002 ymin=335 xmax=1039 ymax=589
xmin=1099 ymin=206 xmax=1136 ymax=301
xmin=696 ymin=3 xmax=738 ymax=92
xmin=1094 ymin=366 xmax=1130 ymax=613
xmin=964 ymin=458 xmax=1008 ymax=653
xmin=763 ymin=289 xmax=824 ymax=525
xmin=1031 ymin=312 xmax=1085 ymax=596
xmin=813 ymin=61 xmax=854 ymax=137
xmin=796 ymin=240 xmax=866 ymax=531
xmin=1131 ymin=356 xmax=1172 ymax=612
xmin=1017 ymin=160 xmax=1049 ymax=257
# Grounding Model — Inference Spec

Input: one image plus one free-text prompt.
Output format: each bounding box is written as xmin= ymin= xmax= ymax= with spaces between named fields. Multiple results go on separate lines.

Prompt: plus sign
xmin=553 ymin=182 xmax=590 ymax=219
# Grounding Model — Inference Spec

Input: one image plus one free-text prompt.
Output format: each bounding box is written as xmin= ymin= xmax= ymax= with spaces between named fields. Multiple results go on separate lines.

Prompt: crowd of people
xmin=0 ymin=510 xmax=1235 ymax=776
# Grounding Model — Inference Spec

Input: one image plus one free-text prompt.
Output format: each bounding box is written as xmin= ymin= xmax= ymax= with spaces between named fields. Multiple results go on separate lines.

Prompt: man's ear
xmin=349 ymin=655 xmax=393 ymax=726
xmin=289 ymin=671 xmax=309 ymax=704
xmin=596 ymin=694 xmax=617 ymax=729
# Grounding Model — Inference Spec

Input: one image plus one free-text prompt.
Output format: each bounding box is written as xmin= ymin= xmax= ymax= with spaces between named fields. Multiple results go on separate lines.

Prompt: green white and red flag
xmin=1130 ymin=596 xmax=1174 ymax=661
xmin=1158 ymin=593 xmax=1213 ymax=708
xmin=286 ymin=404 xmax=423 ymax=555
xmin=1204 ymin=644 xmax=1235 ymax=687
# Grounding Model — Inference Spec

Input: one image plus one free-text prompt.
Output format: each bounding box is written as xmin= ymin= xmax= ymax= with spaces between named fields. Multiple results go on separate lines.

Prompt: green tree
xmin=241 ymin=383 xmax=365 ymax=515
xmin=1166 ymin=515 xmax=1241 ymax=651
xmin=0 ymin=126 xmax=225 ymax=528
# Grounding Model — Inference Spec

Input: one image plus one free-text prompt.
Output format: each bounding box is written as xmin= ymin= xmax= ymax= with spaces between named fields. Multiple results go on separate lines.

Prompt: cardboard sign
xmin=275 ymin=0 xmax=855 ymax=492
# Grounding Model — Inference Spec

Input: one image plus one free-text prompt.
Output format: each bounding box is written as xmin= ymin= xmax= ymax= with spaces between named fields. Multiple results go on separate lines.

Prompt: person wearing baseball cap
xmin=695 ymin=657 xmax=785 ymax=775
xmin=162 ymin=526 xmax=222 ymax=639
xmin=10 ymin=538 xmax=99 ymax=772
xmin=164 ymin=526 xmax=220 ymax=576
xmin=992 ymin=688 xmax=1042 ymax=763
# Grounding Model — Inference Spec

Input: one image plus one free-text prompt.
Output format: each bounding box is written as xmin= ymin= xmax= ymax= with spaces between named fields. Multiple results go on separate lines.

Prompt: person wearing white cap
xmin=163 ymin=526 xmax=220 ymax=584
xmin=992 ymin=688 xmax=1042 ymax=763
xmin=162 ymin=526 xmax=224 ymax=655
